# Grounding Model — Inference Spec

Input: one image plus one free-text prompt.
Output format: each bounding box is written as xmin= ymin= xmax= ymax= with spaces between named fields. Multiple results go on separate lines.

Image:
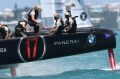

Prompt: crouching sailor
xmin=50 ymin=13 xmax=64 ymax=35
xmin=15 ymin=20 xmax=27 ymax=37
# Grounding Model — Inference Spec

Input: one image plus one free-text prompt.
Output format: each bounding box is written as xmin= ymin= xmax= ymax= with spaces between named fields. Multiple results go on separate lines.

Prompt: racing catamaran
xmin=0 ymin=0 xmax=117 ymax=77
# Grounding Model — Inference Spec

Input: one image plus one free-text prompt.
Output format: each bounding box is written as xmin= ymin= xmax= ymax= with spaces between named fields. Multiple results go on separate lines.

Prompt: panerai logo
xmin=0 ymin=48 xmax=7 ymax=53
xmin=54 ymin=40 xmax=80 ymax=46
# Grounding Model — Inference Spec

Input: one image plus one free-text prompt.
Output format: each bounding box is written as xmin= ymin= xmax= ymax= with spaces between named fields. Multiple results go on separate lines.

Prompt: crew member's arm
xmin=53 ymin=20 xmax=61 ymax=32
xmin=53 ymin=26 xmax=59 ymax=33
xmin=69 ymin=17 xmax=74 ymax=29
xmin=4 ymin=26 xmax=9 ymax=39
xmin=31 ymin=15 xmax=38 ymax=24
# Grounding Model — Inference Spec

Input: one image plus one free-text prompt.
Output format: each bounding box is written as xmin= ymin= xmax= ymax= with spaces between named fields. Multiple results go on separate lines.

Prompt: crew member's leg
xmin=34 ymin=24 xmax=39 ymax=35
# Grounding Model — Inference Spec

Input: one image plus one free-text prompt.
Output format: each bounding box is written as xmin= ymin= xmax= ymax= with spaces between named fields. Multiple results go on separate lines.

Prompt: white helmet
xmin=34 ymin=5 xmax=42 ymax=11
xmin=54 ymin=13 xmax=59 ymax=18
xmin=64 ymin=12 xmax=70 ymax=16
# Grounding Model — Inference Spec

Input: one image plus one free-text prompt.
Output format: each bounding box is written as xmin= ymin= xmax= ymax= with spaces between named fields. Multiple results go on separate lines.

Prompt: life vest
xmin=15 ymin=21 xmax=25 ymax=32
xmin=0 ymin=26 xmax=9 ymax=39
xmin=65 ymin=17 xmax=77 ymax=33
xmin=28 ymin=9 xmax=39 ymax=22
xmin=71 ymin=17 xmax=77 ymax=32
xmin=15 ymin=21 xmax=28 ymax=37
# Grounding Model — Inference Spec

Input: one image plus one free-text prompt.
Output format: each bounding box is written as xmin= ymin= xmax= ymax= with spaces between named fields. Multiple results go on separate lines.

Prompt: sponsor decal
xmin=18 ymin=37 xmax=44 ymax=62
xmin=80 ymin=12 xmax=87 ymax=21
xmin=26 ymin=37 xmax=38 ymax=59
xmin=87 ymin=34 xmax=96 ymax=46
xmin=54 ymin=39 xmax=80 ymax=46
xmin=0 ymin=48 xmax=7 ymax=53
xmin=105 ymin=33 xmax=111 ymax=38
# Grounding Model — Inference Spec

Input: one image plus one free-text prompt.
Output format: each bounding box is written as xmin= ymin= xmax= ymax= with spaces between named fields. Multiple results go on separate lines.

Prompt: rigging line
xmin=77 ymin=0 xmax=85 ymax=10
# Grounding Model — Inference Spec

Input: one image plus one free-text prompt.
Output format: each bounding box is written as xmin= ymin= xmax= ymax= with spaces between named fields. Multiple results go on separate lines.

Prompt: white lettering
xmin=54 ymin=40 xmax=80 ymax=46
xmin=0 ymin=48 xmax=7 ymax=53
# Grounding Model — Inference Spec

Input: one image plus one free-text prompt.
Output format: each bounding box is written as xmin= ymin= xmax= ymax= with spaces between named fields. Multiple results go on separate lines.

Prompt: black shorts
xmin=34 ymin=24 xmax=39 ymax=33
xmin=28 ymin=21 xmax=39 ymax=33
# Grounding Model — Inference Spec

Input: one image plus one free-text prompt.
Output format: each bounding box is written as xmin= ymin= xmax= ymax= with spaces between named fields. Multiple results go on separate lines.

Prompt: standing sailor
xmin=28 ymin=4 xmax=42 ymax=35
xmin=64 ymin=11 xmax=77 ymax=33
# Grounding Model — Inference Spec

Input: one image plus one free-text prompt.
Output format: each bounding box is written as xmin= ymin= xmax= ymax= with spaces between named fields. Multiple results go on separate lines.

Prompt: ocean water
xmin=0 ymin=31 xmax=120 ymax=79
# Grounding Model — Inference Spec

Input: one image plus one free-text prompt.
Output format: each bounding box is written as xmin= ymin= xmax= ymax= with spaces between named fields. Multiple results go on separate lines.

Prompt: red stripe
xmin=108 ymin=49 xmax=116 ymax=70
xmin=33 ymin=38 xmax=38 ymax=58
xmin=27 ymin=39 xmax=31 ymax=59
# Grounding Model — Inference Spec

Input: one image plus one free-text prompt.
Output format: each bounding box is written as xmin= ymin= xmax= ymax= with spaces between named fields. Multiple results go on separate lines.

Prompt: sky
xmin=84 ymin=0 xmax=120 ymax=4
xmin=0 ymin=0 xmax=120 ymax=11
xmin=0 ymin=0 xmax=37 ymax=11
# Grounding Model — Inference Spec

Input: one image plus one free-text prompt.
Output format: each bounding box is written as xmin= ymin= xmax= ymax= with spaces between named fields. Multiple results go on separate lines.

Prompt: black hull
xmin=0 ymin=27 xmax=116 ymax=65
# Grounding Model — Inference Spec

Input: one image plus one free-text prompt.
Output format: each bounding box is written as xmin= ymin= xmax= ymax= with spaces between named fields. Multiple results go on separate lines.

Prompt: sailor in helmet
xmin=50 ymin=13 xmax=64 ymax=35
xmin=0 ymin=24 xmax=11 ymax=39
xmin=64 ymin=11 xmax=77 ymax=33
xmin=28 ymin=4 xmax=42 ymax=35
xmin=15 ymin=20 xmax=28 ymax=37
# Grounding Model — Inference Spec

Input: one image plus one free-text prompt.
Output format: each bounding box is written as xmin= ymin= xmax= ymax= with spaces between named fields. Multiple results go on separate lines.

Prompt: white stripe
xmin=17 ymin=37 xmax=26 ymax=62
xmin=39 ymin=35 xmax=47 ymax=60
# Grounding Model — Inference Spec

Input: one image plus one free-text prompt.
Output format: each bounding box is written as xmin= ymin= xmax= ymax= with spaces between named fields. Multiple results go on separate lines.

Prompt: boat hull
xmin=0 ymin=27 xmax=116 ymax=65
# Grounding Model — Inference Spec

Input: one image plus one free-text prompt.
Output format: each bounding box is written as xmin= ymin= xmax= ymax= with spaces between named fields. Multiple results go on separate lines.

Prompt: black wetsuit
xmin=0 ymin=28 xmax=6 ymax=39
xmin=65 ymin=17 xmax=77 ymax=33
xmin=52 ymin=19 xmax=64 ymax=35
xmin=28 ymin=9 xmax=39 ymax=33
xmin=15 ymin=21 xmax=26 ymax=37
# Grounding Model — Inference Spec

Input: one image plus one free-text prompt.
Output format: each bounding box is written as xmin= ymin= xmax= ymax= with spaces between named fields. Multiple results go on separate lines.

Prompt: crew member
xmin=0 ymin=24 xmax=10 ymax=39
xmin=15 ymin=20 xmax=27 ymax=37
xmin=50 ymin=13 xmax=64 ymax=35
xmin=28 ymin=4 xmax=42 ymax=35
xmin=64 ymin=11 xmax=77 ymax=33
